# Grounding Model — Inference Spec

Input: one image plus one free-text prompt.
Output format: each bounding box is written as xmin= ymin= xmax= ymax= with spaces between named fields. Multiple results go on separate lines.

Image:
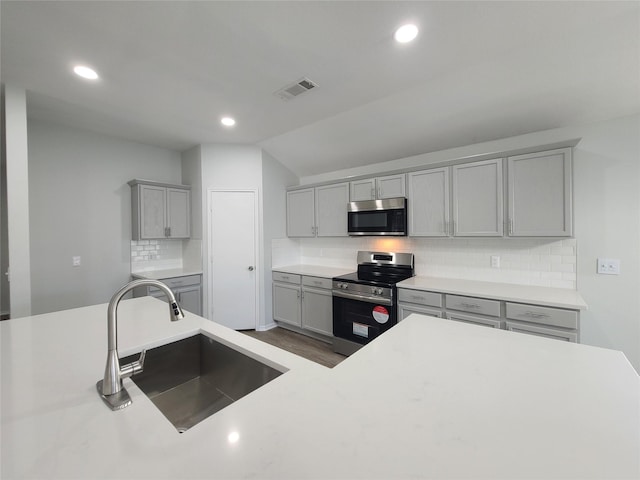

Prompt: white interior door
xmin=209 ymin=190 xmax=257 ymax=330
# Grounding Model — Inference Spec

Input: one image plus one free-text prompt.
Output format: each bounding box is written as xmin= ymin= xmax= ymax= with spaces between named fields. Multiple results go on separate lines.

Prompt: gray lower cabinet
xmin=445 ymin=294 xmax=503 ymax=329
xmin=272 ymin=272 xmax=333 ymax=337
xmin=132 ymin=274 xmax=202 ymax=316
xmin=272 ymin=280 xmax=301 ymax=326
xmin=397 ymin=287 xmax=580 ymax=341
xmin=505 ymin=302 xmax=578 ymax=342
xmin=398 ymin=288 xmax=443 ymax=320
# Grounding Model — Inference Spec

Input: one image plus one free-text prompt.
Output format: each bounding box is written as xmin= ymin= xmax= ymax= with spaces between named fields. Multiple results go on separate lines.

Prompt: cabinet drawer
xmin=399 ymin=304 xmax=442 ymax=321
xmin=146 ymin=275 xmax=201 ymax=295
xmin=505 ymin=303 xmax=578 ymax=330
xmin=506 ymin=321 xmax=578 ymax=343
xmin=159 ymin=275 xmax=201 ymax=289
xmin=272 ymin=272 xmax=301 ymax=284
xmin=445 ymin=294 xmax=501 ymax=317
xmin=446 ymin=312 xmax=502 ymax=329
xmin=398 ymin=289 xmax=442 ymax=308
xmin=302 ymin=275 xmax=332 ymax=290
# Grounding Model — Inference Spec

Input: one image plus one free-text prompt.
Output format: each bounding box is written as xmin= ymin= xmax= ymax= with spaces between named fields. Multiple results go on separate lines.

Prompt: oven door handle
xmin=332 ymin=290 xmax=393 ymax=306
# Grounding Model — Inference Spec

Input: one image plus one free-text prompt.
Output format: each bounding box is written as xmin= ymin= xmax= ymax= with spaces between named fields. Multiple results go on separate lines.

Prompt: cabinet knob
xmin=248 ymin=266 xmax=254 ymax=271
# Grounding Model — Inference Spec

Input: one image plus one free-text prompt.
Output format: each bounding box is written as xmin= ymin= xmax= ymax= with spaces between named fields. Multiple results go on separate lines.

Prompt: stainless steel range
xmin=332 ymin=251 xmax=415 ymax=356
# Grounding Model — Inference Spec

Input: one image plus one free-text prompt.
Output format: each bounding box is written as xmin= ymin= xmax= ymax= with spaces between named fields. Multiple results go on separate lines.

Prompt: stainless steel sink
xmin=121 ymin=334 xmax=284 ymax=432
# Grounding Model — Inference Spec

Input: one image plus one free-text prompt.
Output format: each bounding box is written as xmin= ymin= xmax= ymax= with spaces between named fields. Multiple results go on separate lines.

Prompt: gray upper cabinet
xmin=408 ymin=167 xmax=450 ymax=236
xmin=350 ymin=174 xmax=406 ymax=201
xmin=409 ymin=159 xmax=503 ymax=237
xmin=315 ymin=183 xmax=349 ymax=236
xmin=287 ymin=188 xmax=315 ymax=237
xmin=287 ymin=183 xmax=349 ymax=237
xmin=507 ymin=148 xmax=572 ymax=237
xmin=452 ymin=158 xmax=504 ymax=236
xmin=129 ymin=180 xmax=191 ymax=240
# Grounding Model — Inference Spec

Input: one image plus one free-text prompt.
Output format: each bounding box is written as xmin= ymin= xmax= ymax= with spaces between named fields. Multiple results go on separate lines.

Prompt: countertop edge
xmin=398 ymin=276 xmax=588 ymax=310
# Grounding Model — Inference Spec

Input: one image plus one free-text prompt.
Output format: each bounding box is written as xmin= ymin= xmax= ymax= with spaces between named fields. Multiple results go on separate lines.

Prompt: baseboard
xmin=274 ymin=322 xmax=333 ymax=345
xmin=256 ymin=322 xmax=278 ymax=332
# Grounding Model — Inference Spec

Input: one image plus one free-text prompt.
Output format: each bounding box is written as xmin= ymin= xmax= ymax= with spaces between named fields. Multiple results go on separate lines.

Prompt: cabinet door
xmin=301 ymin=287 xmax=333 ymax=336
xmin=452 ymin=159 xmax=503 ymax=236
xmin=287 ymin=189 xmax=315 ymax=237
xmin=140 ymin=185 xmax=167 ymax=239
xmin=446 ymin=312 xmax=503 ymax=329
xmin=408 ymin=168 xmax=450 ymax=236
xmin=377 ymin=174 xmax=406 ymax=199
xmin=315 ymin=183 xmax=349 ymax=237
xmin=176 ymin=285 xmax=201 ymax=316
xmin=506 ymin=321 xmax=578 ymax=342
xmin=273 ymin=283 xmax=301 ymax=326
xmin=167 ymin=188 xmax=190 ymax=238
xmin=507 ymin=148 xmax=572 ymax=236
xmin=399 ymin=304 xmax=442 ymax=321
xmin=350 ymin=178 xmax=376 ymax=201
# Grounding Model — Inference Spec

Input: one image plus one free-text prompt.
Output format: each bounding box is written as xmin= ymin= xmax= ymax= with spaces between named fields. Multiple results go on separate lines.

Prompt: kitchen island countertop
xmin=1 ymin=297 xmax=637 ymax=479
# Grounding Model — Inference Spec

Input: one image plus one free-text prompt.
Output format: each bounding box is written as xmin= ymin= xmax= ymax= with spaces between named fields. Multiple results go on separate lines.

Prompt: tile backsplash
xmin=131 ymin=239 xmax=183 ymax=271
xmin=272 ymin=237 xmax=577 ymax=289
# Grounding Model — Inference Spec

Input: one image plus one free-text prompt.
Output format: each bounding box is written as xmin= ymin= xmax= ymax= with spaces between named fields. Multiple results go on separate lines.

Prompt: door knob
xmin=248 ymin=266 xmax=254 ymax=271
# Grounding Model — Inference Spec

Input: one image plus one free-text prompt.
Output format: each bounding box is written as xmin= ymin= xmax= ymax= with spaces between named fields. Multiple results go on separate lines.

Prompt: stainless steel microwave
xmin=347 ymin=197 xmax=407 ymax=236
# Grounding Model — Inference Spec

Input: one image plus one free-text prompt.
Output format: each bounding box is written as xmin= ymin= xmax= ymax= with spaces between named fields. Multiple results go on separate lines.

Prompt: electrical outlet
xmin=490 ymin=255 xmax=500 ymax=268
xmin=597 ymin=258 xmax=620 ymax=275
xmin=72 ymin=256 xmax=81 ymax=267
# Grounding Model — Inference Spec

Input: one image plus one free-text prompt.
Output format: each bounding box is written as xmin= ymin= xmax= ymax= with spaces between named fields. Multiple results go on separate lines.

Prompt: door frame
xmin=206 ymin=189 xmax=260 ymax=329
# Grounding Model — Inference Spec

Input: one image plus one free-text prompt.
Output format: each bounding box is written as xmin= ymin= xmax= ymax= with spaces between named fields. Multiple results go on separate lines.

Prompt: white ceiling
xmin=2 ymin=1 xmax=639 ymax=177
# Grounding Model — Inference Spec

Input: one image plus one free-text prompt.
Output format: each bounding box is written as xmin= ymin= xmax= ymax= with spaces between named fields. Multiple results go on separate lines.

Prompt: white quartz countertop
xmin=399 ymin=275 xmax=588 ymax=310
xmin=2 ymin=298 xmax=636 ymax=479
xmin=272 ymin=264 xmax=353 ymax=278
xmin=131 ymin=268 xmax=202 ymax=280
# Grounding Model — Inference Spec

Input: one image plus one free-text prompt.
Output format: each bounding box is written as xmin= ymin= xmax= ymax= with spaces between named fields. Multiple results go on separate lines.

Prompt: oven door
xmin=332 ymin=292 xmax=397 ymax=345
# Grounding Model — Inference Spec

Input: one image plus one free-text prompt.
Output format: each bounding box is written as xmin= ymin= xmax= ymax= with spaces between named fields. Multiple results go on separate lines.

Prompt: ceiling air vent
xmin=274 ymin=77 xmax=318 ymax=101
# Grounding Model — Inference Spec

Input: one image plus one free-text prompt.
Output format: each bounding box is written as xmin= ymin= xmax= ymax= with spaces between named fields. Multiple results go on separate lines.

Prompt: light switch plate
xmin=597 ymin=258 xmax=620 ymax=275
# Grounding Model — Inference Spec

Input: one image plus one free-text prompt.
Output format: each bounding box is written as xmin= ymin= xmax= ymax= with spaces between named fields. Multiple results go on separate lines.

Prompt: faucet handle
xmin=120 ymin=349 xmax=146 ymax=379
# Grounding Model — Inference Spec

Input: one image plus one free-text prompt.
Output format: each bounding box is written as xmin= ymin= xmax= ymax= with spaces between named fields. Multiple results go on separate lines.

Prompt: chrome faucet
xmin=97 ymin=279 xmax=184 ymax=410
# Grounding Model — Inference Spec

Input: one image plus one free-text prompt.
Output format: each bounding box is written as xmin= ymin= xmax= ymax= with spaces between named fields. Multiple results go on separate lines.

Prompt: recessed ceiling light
xmin=221 ymin=117 xmax=236 ymax=127
xmin=73 ymin=65 xmax=99 ymax=80
xmin=394 ymin=24 xmax=419 ymax=43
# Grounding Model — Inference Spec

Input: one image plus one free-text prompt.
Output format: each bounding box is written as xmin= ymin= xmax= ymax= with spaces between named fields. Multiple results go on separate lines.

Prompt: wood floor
xmin=241 ymin=327 xmax=346 ymax=368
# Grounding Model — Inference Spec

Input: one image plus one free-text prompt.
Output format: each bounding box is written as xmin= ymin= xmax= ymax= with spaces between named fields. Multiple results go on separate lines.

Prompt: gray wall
xmin=28 ymin=120 xmax=182 ymax=314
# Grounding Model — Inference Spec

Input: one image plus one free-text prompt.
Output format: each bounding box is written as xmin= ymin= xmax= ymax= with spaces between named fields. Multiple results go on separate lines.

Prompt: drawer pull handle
xmin=523 ymin=311 xmax=549 ymax=319
xmin=314 ymin=281 xmax=322 ymax=285
xmin=460 ymin=302 xmax=480 ymax=309
xmin=410 ymin=295 xmax=423 ymax=301
xmin=282 ymin=276 xmax=289 ymax=280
